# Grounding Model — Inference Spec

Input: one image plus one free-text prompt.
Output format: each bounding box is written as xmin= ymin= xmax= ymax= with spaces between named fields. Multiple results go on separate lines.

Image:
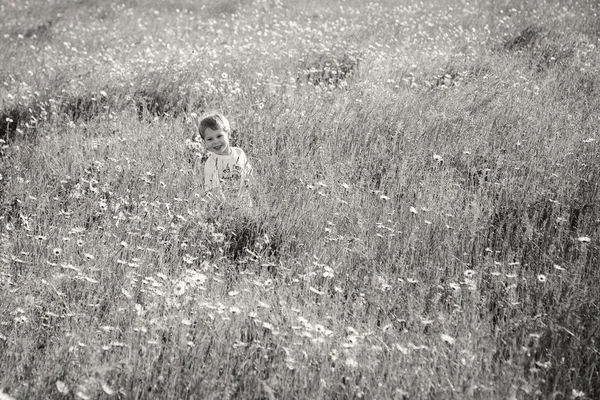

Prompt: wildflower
xmin=77 ymin=239 xmax=84 ymax=247
xmin=408 ymin=342 xmax=429 ymax=351
xmin=463 ymin=269 xmax=475 ymax=278
xmin=70 ymin=226 xmax=86 ymax=234
xmin=173 ymin=281 xmax=186 ymax=296
xmin=212 ymin=233 xmax=225 ymax=244
xmin=535 ymin=360 xmax=551 ymax=369
xmin=463 ymin=278 xmax=477 ymax=290
xmin=100 ymin=325 xmax=116 ymax=332
xmin=409 ymin=206 xmax=418 ymax=214
xmin=184 ymin=270 xmax=207 ymax=285
xmin=309 ymin=286 xmax=324 ymax=295
xmin=34 ymin=235 xmax=47 ymax=242
xmin=345 ymin=358 xmax=358 ymax=368
xmin=101 ymin=382 xmax=115 ymax=396
xmin=285 ymin=360 xmax=296 ymax=371
xmin=76 ymin=390 xmax=91 ymax=400
xmin=56 ymin=381 xmax=69 ymax=395
xmin=396 ymin=344 xmax=409 ymax=354
xmin=258 ymin=301 xmax=270 ymax=309
xmin=53 ymin=248 xmax=62 ymax=256
xmin=577 ymin=236 xmax=591 ymax=243
xmin=440 ymin=334 xmax=456 ymax=345
xmin=537 ymin=274 xmax=547 ymax=283
xmin=262 ymin=322 xmax=274 ymax=331
xmin=553 ymin=264 xmax=565 ymax=271
xmin=346 ymin=326 xmax=359 ymax=336
xmin=183 ymin=254 xmax=198 ymax=264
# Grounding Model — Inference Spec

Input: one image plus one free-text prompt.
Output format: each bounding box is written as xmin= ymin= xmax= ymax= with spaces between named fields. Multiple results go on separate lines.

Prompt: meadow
xmin=1 ymin=0 xmax=599 ymax=398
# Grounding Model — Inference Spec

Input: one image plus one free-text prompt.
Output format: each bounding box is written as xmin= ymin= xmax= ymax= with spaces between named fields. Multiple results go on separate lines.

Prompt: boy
xmin=192 ymin=113 xmax=253 ymax=206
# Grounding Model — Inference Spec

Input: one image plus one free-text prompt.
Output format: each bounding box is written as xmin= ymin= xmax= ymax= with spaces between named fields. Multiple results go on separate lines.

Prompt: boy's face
xmin=203 ymin=126 xmax=231 ymax=156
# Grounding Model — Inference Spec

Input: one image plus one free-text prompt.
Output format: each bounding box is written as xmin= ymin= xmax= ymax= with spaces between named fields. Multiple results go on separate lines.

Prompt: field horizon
xmin=1 ymin=0 xmax=599 ymax=399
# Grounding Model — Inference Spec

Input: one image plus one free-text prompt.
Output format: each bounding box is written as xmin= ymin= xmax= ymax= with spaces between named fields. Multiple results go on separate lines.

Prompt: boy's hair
xmin=197 ymin=113 xmax=230 ymax=140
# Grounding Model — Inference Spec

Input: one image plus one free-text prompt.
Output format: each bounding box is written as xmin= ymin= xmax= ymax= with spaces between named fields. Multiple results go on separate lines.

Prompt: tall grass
xmin=1 ymin=0 xmax=599 ymax=399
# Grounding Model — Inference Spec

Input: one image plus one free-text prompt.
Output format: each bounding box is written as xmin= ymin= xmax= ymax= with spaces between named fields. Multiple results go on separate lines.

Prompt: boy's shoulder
xmin=205 ymin=147 xmax=247 ymax=161
xmin=231 ymin=147 xmax=248 ymax=157
xmin=204 ymin=151 xmax=217 ymax=162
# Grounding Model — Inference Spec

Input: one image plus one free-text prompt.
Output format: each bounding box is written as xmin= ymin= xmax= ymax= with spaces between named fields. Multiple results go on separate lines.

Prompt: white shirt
xmin=204 ymin=147 xmax=252 ymax=196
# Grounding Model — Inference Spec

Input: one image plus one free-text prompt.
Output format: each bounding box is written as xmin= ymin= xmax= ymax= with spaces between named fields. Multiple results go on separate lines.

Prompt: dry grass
xmin=1 ymin=0 xmax=599 ymax=399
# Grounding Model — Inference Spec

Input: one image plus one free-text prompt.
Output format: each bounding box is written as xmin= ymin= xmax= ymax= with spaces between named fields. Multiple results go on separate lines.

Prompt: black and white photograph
xmin=1 ymin=0 xmax=598 ymax=398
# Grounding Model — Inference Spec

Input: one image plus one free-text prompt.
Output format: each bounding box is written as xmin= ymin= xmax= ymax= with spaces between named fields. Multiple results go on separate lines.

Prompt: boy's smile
xmin=203 ymin=126 xmax=232 ymax=156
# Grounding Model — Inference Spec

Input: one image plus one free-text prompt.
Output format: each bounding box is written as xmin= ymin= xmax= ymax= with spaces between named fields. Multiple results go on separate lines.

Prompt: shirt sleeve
xmin=204 ymin=155 xmax=220 ymax=191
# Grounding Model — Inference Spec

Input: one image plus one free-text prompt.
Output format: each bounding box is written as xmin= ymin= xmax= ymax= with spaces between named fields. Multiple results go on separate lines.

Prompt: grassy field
xmin=1 ymin=0 xmax=599 ymax=398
